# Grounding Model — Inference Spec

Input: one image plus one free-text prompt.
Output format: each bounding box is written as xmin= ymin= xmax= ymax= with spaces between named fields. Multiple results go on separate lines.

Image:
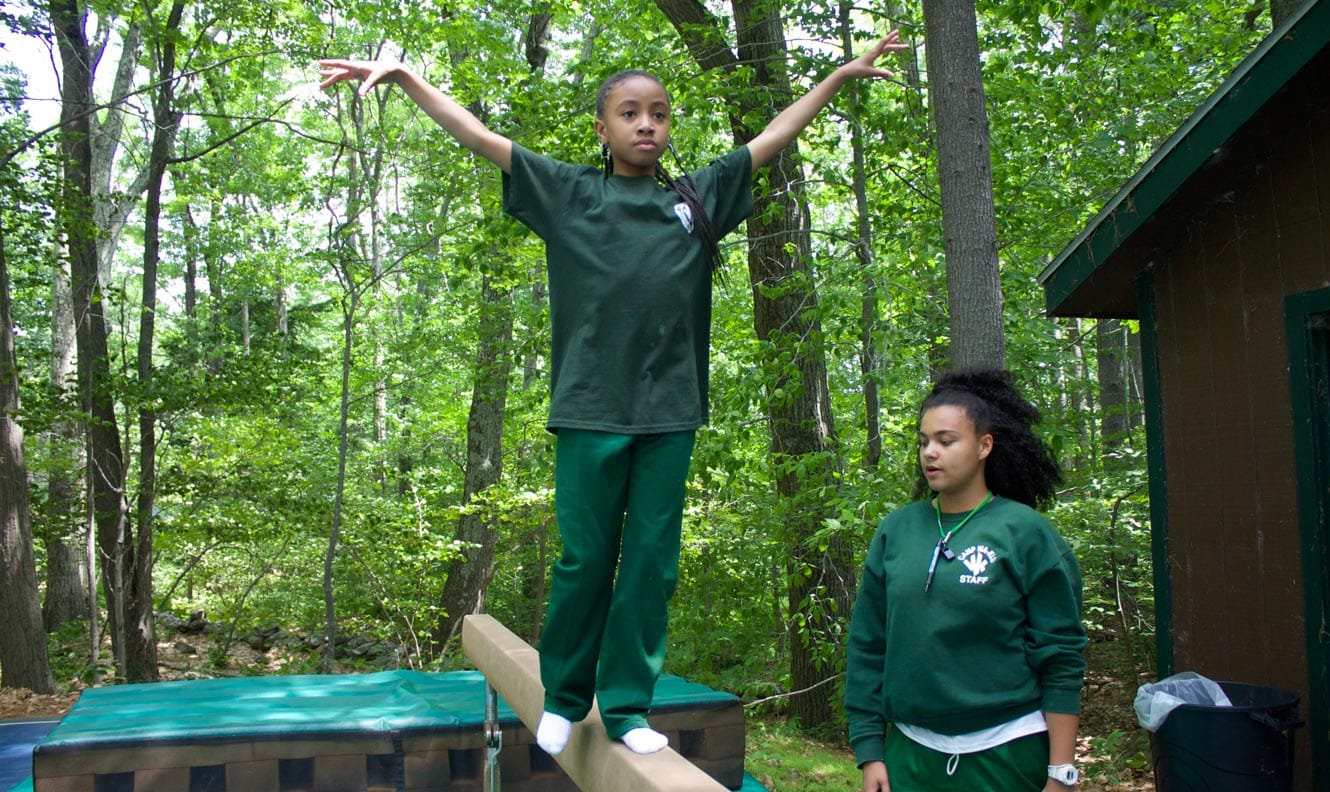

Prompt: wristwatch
xmin=1047 ymin=763 xmax=1079 ymax=786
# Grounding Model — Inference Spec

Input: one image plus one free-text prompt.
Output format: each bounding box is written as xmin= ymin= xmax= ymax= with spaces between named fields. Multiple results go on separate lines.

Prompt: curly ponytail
xmin=917 ymin=369 xmax=1063 ymax=510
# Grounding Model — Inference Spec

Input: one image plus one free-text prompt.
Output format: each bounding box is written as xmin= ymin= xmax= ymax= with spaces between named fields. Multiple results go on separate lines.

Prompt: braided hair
xmin=916 ymin=369 xmax=1063 ymax=510
xmin=595 ymin=70 xmax=726 ymax=279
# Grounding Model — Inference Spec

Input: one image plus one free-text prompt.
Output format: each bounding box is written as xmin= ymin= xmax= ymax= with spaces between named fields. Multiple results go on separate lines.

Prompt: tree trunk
xmin=326 ymin=287 xmax=357 ymax=671
xmin=42 ymin=536 xmax=87 ymax=631
xmin=434 ymin=11 xmax=547 ymax=652
xmin=654 ymin=0 xmax=853 ymax=731
xmin=181 ymin=205 xmax=200 ymax=375
xmin=41 ymin=10 xmax=144 ymax=640
xmin=1096 ymin=318 xmax=1130 ymax=461
xmin=92 ymin=19 xmax=146 ymax=283
xmin=520 ymin=518 xmax=549 ymax=646
xmin=0 ymin=218 xmax=57 ymax=694
xmin=434 ymin=275 xmax=514 ymax=651
xmin=126 ymin=0 xmax=185 ymax=683
xmin=205 ymin=200 xmax=225 ymax=375
xmin=52 ymin=0 xmax=132 ymax=679
xmin=922 ymin=0 xmax=1006 ymax=369
xmin=1071 ymin=326 xmax=1091 ymax=468
xmin=42 ymin=239 xmax=89 ymax=631
xmin=324 ymin=62 xmax=392 ymax=669
xmin=839 ymin=1 xmax=882 ymax=469
xmin=1126 ymin=326 xmax=1143 ymax=433
xmin=739 ymin=2 xmax=854 ymax=733
xmin=1271 ymin=0 xmax=1299 ymax=27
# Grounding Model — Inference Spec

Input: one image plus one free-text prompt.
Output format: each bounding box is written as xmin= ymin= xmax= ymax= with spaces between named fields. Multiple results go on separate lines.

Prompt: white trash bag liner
xmin=1134 ymin=671 xmax=1233 ymax=732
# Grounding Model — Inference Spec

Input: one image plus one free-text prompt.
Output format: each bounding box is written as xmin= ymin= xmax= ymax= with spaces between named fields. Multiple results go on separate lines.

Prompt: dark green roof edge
xmin=1039 ymin=0 xmax=1330 ymax=314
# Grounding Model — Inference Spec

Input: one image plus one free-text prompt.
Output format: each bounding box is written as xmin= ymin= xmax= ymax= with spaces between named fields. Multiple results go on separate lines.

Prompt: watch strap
xmin=1047 ymin=763 xmax=1079 ymax=785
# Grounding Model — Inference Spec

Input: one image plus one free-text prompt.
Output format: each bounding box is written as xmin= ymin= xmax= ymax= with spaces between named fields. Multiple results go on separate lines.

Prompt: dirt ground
xmin=0 ymin=634 xmax=286 ymax=720
xmin=0 ymin=686 xmax=80 ymax=722
xmin=1075 ymin=663 xmax=1156 ymax=791
xmin=1 ymin=634 xmax=1157 ymax=791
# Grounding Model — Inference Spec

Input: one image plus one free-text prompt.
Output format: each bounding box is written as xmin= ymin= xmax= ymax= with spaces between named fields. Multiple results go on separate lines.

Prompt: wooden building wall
xmin=1146 ymin=76 xmax=1330 ymax=789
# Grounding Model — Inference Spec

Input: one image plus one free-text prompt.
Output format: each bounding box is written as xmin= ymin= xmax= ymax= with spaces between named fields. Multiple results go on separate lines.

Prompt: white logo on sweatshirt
xmin=673 ymin=202 xmax=694 ymax=234
xmin=957 ymin=545 xmax=997 ymax=585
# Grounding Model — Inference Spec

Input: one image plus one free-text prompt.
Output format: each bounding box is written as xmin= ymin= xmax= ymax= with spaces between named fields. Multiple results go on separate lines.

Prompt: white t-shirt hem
xmin=895 ymin=710 xmax=1048 ymax=754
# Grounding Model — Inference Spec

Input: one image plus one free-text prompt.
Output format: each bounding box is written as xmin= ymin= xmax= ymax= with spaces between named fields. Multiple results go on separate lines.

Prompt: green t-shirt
xmin=844 ymin=496 xmax=1087 ymax=767
xmin=503 ymin=144 xmax=753 ymax=433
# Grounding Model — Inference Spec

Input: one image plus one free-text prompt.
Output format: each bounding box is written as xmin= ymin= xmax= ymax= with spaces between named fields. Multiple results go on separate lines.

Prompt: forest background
xmin=0 ymin=0 xmax=1292 ymax=786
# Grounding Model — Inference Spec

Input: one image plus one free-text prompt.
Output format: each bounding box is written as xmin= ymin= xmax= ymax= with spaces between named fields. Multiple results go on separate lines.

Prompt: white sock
xmin=620 ymin=727 xmax=668 ymax=755
xmin=536 ymin=712 xmax=573 ymax=755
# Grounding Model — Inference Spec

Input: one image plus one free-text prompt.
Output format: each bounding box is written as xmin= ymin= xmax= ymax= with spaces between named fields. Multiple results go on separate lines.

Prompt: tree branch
xmin=1 ymin=48 xmax=281 ymax=169
xmin=652 ymin=0 xmax=738 ymax=72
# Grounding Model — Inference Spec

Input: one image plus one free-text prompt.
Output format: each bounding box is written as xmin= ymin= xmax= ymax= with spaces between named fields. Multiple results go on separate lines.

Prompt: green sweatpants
xmin=882 ymin=726 xmax=1049 ymax=791
xmin=539 ymin=428 xmax=695 ymax=739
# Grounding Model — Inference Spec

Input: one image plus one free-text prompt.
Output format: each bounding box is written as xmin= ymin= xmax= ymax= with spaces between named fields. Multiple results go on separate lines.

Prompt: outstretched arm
xmin=318 ymin=60 xmax=514 ymax=173
xmin=746 ymin=30 xmax=908 ymax=170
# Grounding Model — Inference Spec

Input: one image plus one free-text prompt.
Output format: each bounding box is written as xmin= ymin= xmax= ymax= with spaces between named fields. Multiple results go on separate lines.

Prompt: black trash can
xmin=1149 ymin=681 xmax=1303 ymax=791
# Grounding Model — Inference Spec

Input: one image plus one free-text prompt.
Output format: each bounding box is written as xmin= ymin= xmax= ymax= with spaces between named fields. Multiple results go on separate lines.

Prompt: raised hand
xmin=317 ymin=59 xmax=404 ymax=97
xmin=842 ymin=30 xmax=910 ymax=82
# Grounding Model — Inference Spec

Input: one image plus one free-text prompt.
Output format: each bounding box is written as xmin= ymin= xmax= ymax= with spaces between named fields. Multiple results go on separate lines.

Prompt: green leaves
xmin=8 ymin=0 xmax=1265 ymax=690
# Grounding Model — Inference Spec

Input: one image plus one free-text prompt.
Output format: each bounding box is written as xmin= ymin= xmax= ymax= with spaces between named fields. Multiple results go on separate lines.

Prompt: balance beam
xmin=461 ymin=614 xmax=734 ymax=792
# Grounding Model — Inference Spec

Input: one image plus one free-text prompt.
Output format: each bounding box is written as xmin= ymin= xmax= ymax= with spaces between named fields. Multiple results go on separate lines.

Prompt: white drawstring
xmin=946 ymin=752 xmax=960 ymax=776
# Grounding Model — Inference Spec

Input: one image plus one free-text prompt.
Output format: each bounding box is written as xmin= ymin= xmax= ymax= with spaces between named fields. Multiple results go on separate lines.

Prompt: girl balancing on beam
xmin=319 ymin=28 xmax=907 ymax=757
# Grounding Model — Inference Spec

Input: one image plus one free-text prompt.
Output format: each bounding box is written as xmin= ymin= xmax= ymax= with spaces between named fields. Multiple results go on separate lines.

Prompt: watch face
xmin=1050 ymin=765 xmax=1078 ymax=784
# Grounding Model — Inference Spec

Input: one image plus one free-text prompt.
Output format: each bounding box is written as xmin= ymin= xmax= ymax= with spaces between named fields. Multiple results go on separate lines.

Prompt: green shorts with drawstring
xmin=882 ymin=725 xmax=1050 ymax=791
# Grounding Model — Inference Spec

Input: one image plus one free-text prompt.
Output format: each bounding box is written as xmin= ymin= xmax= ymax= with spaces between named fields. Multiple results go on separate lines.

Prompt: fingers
xmin=316 ymin=60 xmax=362 ymax=91
xmin=315 ymin=60 xmax=384 ymax=95
xmin=861 ymin=761 xmax=890 ymax=792
xmin=317 ymin=70 xmax=352 ymax=90
xmin=317 ymin=60 xmax=362 ymax=78
xmin=317 ymin=59 xmax=404 ymax=97
xmin=854 ymin=31 xmax=906 ymax=67
xmin=849 ymin=28 xmax=907 ymax=80
xmin=873 ymin=29 xmax=909 ymax=58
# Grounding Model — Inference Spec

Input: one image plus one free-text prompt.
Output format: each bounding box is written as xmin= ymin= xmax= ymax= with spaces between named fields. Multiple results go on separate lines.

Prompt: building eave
xmin=1040 ymin=0 xmax=1330 ymax=317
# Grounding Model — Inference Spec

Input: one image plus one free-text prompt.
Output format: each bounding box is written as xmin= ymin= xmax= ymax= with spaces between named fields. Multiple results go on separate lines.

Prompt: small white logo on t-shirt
xmin=957 ymin=545 xmax=997 ymax=584
xmin=673 ymin=202 xmax=694 ymax=234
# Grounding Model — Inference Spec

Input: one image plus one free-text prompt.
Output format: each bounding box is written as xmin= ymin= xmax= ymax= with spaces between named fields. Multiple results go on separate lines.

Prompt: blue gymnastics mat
xmin=1 ymin=719 xmax=57 ymax=791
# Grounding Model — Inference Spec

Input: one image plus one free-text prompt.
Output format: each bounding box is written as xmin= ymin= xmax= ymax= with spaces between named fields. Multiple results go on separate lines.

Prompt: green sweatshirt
xmin=844 ymin=496 xmax=1087 ymax=767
